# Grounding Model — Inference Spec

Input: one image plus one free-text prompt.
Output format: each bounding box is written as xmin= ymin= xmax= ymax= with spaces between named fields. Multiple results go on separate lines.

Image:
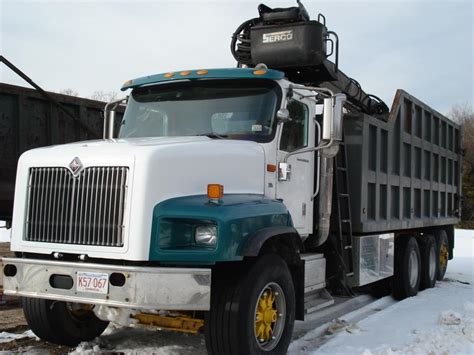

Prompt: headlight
xmin=195 ymin=225 xmax=217 ymax=246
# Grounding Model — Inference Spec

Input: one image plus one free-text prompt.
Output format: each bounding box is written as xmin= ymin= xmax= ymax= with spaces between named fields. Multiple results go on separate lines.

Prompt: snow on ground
xmin=290 ymin=229 xmax=474 ymax=354
xmin=0 ymin=330 xmax=36 ymax=344
xmin=0 ymin=221 xmax=10 ymax=242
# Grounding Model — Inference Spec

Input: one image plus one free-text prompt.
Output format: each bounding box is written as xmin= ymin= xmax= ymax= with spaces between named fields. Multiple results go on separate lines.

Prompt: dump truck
xmin=1 ymin=2 xmax=462 ymax=354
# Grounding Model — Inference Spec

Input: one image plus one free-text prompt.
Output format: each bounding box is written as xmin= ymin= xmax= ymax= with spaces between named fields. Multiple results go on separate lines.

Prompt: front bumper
xmin=1 ymin=258 xmax=211 ymax=311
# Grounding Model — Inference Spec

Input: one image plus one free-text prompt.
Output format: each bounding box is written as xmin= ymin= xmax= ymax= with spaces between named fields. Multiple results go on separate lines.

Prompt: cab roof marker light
xmin=164 ymin=72 xmax=174 ymax=78
xmin=180 ymin=71 xmax=192 ymax=76
xmin=207 ymin=184 xmax=224 ymax=200
xmin=123 ymin=79 xmax=133 ymax=86
xmin=197 ymin=70 xmax=209 ymax=75
xmin=253 ymin=69 xmax=267 ymax=75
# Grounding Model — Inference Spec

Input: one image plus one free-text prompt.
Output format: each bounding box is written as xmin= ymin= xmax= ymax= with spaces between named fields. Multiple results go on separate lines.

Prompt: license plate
xmin=76 ymin=272 xmax=109 ymax=294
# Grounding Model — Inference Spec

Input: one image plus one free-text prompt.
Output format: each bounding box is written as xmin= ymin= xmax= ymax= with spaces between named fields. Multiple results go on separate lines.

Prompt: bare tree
xmin=449 ymin=102 xmax=474 ymax=227
xmin=59 ymin=88 xmax=79 ymax=97
xmin=90 ymin=90 xmax=119 ymax=102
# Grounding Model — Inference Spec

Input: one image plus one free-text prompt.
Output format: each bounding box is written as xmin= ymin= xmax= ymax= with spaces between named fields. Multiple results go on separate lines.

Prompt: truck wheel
xmin=418 ymin=235 xmax=437 ymax=290
xmin=392 ymin=237 xmax=421 ymax=300
xmin=205 ymin=254 xmax=295 ymax=354
xmin=22 ymin=298 xmax=109 ymax=347
xmin=434 ymin=229 xmax=449 ymax=281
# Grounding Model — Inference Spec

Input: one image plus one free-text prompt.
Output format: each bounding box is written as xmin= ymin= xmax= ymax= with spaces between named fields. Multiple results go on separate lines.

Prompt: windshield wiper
xmin=195 ymin=133 xmax=228 ymax=139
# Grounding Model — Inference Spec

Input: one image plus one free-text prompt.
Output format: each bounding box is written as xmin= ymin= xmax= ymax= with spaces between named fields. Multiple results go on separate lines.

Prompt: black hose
xmin=230 ymin=18 xmax=259 ymax=64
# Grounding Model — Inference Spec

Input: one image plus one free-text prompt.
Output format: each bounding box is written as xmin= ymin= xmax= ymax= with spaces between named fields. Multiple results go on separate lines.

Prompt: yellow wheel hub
xmin=255 ymin=290 xmax=277 ymax=342
xmin=440 ymin=243 xmax=449 ymax=268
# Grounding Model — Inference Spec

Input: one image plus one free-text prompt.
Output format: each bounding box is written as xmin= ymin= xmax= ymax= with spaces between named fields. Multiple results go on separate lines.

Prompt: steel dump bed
xmin=344 ymin=89 xmax=462 ymax=234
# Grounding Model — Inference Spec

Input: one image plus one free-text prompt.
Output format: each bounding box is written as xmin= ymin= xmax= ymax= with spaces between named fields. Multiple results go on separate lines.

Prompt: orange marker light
xmin=180 ymin=71 xmax=191 ymax=76
xmin=253 ymin=69 xmax=267 ymax=75
xmin=267 ymin=164 xmax=277 ymax=173
xmin=164 ymin=72 xmax=174 ymax=78
xmin=207 ymin=184 xmax=224 ymax=199
xmin=123 ymin=79 xmax=133 ymax=86
xmin=197 ymin=70 xmax=209 ymax=75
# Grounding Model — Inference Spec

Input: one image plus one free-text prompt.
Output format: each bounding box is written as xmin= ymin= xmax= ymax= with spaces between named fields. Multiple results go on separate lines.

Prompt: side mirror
xmin=322 ymin=93 xmax=346 ymax=141
xmin=276 ymin=108 xmax=291 ymax=123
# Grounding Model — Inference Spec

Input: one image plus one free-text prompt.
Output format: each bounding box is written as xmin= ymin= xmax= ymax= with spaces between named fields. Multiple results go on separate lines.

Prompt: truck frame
xmin=1 ymin=2 xmax=462 ymax=354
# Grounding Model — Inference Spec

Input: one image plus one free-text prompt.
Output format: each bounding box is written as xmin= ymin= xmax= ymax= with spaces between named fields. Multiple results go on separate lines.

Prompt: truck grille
xmin=24 ymin=167 xmax=128 ymax=247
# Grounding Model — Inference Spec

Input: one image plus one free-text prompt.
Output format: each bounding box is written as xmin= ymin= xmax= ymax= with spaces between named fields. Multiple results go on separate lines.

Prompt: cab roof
xmin=120 ymin=68 xmax=285 ymax=91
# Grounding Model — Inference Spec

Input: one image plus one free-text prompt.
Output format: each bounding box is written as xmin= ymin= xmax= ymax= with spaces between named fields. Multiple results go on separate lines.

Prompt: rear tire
xmin=205 ymin=254 xmax=295 ymax=354
xmin=22 ymin=298 xmax=109 ymax=347
xmin=418 ymin=234 xmax=437 ymax=290
xmin=392 ymin=237 xmax=421 ymax=300
xmin=434 ymin=229 xmax=449 ymax=281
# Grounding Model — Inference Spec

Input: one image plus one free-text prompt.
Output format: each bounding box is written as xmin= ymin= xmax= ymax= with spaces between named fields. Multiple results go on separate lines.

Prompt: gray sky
xmin=1 ymin=0 xmax=472 ymax=114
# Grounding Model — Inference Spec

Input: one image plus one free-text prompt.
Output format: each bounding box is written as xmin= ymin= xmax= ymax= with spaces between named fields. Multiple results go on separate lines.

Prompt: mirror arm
xmin=283 ymin=138 xmax=334 ymax=164
xmin=311 ymin=119 xmax=322 ymax=201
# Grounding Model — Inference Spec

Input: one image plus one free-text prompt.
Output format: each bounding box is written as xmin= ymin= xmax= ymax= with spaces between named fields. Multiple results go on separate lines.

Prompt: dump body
xmin=344 ymin=89 xmax=462 ymax=234
xmin=0 ymin=83 xmax=124 ymax=221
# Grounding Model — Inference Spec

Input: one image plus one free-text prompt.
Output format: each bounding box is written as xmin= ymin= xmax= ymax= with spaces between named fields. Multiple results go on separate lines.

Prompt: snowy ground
xmin=0 ymin=229 xmax=473 ymax=354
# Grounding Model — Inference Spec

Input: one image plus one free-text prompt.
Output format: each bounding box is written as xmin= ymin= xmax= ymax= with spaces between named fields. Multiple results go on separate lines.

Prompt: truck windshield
xmin=119 ymin=79 xmax=281 ymax=142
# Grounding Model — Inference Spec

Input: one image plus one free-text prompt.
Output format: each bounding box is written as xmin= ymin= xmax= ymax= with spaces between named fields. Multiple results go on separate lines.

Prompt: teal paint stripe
xmin=149 ymin=194 xmax=292 ymax=264
xmin=121 ymin=68 xmax=285 ymax=91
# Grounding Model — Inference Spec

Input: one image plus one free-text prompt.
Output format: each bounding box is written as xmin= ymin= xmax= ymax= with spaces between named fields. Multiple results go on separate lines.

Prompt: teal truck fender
xmin=149 ymin=194 xmax=303 ymax=264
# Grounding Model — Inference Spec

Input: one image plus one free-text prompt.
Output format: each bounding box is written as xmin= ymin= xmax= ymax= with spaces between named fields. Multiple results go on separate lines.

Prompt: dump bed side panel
xmin=0 ymin=83 xmax=124 ymax=221
xmin=345 ymin=89 xmax=462 ymax=234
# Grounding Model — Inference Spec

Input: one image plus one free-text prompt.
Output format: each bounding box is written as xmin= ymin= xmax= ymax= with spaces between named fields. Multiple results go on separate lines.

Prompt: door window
xmin=279 ymin=100 xmax=309 ymax=152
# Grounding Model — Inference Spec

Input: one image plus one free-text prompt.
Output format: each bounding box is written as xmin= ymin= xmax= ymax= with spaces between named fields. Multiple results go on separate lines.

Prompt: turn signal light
xmin=207 ymin=184 xmax=224 ymax=199
xmin=267 ymin=164 xmax=277 ymax=172
xmin=253 ymin=69 xmax=267 ymax=75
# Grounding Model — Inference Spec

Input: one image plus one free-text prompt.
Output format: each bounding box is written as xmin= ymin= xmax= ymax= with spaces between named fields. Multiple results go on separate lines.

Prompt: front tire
xmin=205 ymin=254 xmax=295 ymax=354
xmin=22 ymin=298 xmax=109 ymax=347
xmin=392 ymin=237 xmax=421 ymax=300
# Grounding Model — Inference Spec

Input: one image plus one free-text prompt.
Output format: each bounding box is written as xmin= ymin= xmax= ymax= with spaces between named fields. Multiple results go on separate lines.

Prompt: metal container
xmin=344 ymin=89 xmax=463 ymax=234
xmin=352 ymin=233 xmax=394 ymax=286
xmin=0 ymin=83 xmax=124 ymax=222
xmin=250 ymin=21 xmax=327 ymax=68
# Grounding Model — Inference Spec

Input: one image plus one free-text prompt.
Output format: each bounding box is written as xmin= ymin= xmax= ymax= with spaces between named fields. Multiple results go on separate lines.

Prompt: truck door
xmin=276 ymin=97 xmax=316 ymax=236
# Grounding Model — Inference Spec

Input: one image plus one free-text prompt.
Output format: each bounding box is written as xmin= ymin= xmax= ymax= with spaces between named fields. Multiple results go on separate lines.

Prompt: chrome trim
xmin=1 ymin=258 xmax=211 ymax=311
xmin=25 ymin=167 xmax=128 ymax=247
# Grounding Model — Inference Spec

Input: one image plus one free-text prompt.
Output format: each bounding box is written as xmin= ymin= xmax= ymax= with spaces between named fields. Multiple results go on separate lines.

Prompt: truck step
xmin=301 ymin=253 xmax=326 ymax=294
xmin=304 ymin=288 xmax=334 ymax=314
